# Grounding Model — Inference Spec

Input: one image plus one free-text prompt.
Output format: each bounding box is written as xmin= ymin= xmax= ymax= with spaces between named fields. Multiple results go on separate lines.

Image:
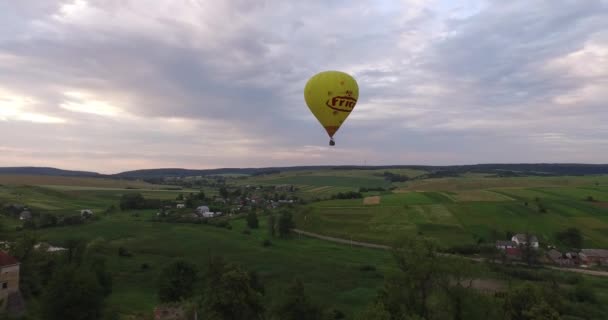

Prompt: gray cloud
xmin=0 ymin=0 xmax=607 ymax=173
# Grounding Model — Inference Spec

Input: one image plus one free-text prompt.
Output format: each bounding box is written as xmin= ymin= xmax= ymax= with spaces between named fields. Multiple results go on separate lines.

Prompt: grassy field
xmin=3 ymin=210 xmax=394 ymax=317
xmin=0 ymin=174 xmax=169 ymax=189
xmin=296 ymin=183 xmax=608 ymax=248
xmin=399 ymin=175 xmax=608 ymax=191
xmin=2 ymin=176 xmax=608 ymax=318
xmin=0 ymin=185 xmax=192 ymax=215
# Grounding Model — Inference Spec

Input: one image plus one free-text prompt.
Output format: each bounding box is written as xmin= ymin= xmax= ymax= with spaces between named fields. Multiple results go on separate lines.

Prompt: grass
xmin=297 ymin=184 xmax=608 ymax=247
xmin=2 ymin=177 xmax=608 ymax=317
xmin=255 ymin=176 xmax=389 ymax=188
xmin=0 ymin=174 xmax=167 ymax=189
xmin=6 ymin=212 xmax=394 ymax=317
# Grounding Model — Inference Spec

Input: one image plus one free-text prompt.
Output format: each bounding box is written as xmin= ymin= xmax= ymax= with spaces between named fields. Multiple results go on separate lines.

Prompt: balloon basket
xmin=329 ymin=139 xmax=335 ymax=146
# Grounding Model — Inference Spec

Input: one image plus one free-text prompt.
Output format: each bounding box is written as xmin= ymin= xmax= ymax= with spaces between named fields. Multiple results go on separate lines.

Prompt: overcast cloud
xmin=1 ymin=0 xmax=607 ymax=173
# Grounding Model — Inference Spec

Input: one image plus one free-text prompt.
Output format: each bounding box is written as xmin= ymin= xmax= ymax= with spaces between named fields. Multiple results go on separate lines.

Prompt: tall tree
xmin=278 ymin=211 xmax=294 ymax=238
xmin=41 ymin=266 xmax=105 ymax=320
xmin=384 ymin=235 xmax=445 ymax=320
xmin=246 ymin=211 xmax=259 ymax=229
xmin=219 ymin=187 xmax=229 ymax=199
xmin=158 ymin=260 xmax=199 ymax=303
xmin=272 ymin=279 xmax=324 ymax=320
xmin=555 ymin=228 xmax=583 ymax=249
xmin=202 ymin=263 xmax=265 ymax=320
xmin=268 ymin=214 xmax=276 ymax=237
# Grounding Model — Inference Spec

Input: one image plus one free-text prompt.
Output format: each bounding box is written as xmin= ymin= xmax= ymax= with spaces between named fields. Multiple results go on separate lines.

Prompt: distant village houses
xmin=580 ymin=249 xmax=608 ymax=266
xmin=546 ymin=249 xmax=582 ymax=266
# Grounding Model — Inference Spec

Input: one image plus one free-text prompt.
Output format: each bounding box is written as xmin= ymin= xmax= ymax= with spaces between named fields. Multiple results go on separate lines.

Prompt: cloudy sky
xmin=1 ymin=0 xmax=607 ymax=173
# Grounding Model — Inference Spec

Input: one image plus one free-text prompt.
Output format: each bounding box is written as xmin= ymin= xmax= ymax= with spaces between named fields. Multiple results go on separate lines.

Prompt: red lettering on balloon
xmin=326 ymin=96 xmax=357 ymax=112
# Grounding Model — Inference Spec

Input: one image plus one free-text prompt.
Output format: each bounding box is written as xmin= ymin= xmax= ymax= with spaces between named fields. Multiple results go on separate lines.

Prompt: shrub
xmin=359 ymin=265 xmax=376 ymax=272
xmin=118 ymin=247 xmax=132 ymax=257
xmin=262 ymin=239 xmax=272 ymax=247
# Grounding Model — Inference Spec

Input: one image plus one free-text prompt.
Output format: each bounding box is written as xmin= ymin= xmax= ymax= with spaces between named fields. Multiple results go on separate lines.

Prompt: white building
xmin=511 ymin=234 xmax=539 ymax=248
xmin=176 ymin=203 xmax=186 ymax=209
xmin=196 ymin=206 xmax=210 ymax=214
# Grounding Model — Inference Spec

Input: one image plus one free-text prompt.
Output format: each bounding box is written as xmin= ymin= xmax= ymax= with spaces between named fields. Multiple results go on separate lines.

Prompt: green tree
xmin=355 ymin=302 xmax=391 ymax=320
xmin=185 ymin=196 xmax=196 ymax=209
xmin=176 ymin=193 xmax=184 ymax=201
xmin=219 ymin=187 xmax=229 ymax=199
xmin=272 ymin=279 xmax=323 ymax=320
xmin=197 ymin=190 xmax=206 ymax=200
xmin=41 ymin=266 xmax=105 ymax=320
xmin=278 ymin=211 xmax=294 ymax=238
xmin=382 ymin=235 xmax=445 ymax=320
xmin=523 ymin=302 xmax=561 ymax=320
xmin=246 ymin=211 xmax=259 ymax=229
xmin=504 ymin=284 xmax=561 ymax=320
xmin=65 ymin=237 xmax=87 ymax=265
xmin=158 ymin=260 xmax=199 ymax=303
xmin=555 ymin=228 xmax=583 ymax=249
xmin=119 ymin=193 xmax=145 ymax=210
xmin=202 ymin=263 xmax=265 ymax=320
xmin=10 ymin=233 xmax=47 ymax=297
xmin=268 ymin=214 xmax=276 ymax=237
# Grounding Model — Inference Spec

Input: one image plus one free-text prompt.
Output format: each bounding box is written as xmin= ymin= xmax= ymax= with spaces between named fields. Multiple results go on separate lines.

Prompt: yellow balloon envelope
xmin=304 ymin=71 xmax=359 ymax=145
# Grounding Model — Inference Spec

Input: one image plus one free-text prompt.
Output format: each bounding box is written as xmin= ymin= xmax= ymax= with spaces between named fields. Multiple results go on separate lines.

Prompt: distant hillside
xmin=112 ymin=167 xmax=331 ymax=179
xmin=2 ymin=164 xmax=607 ymax=179
xmin=114 ymin=163 xmax=608 ymax=179
xmin=0 ymin=167 xmax=101 ymax=177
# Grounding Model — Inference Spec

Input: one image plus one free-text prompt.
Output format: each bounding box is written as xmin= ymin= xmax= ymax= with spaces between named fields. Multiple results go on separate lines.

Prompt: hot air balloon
xmin=304 ymin=71 xmax=359 ymax=146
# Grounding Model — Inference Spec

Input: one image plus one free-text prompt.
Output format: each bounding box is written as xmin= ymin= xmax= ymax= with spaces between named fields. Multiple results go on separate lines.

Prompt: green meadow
xmin=2 ymin=173 xmax=608 ymax=318
xmin=296 ymin=183 xmax=608 ymax=247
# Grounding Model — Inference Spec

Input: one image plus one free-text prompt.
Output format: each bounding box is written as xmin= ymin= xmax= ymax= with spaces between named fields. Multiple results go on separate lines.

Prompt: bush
xmin=242 ymin=229 xmax=251 ymax=235
xmin=141 ymin=263 xmax=150 ymax=271
xmin=118 ymin=247 xmax=132 ymax=257
xmin=359 ymin=265 xmax=376 ymax=272
xmin=445 ymin=244 xmax=481 ymax=255
xmin=262 ymin=239 xmax=272 ymax=247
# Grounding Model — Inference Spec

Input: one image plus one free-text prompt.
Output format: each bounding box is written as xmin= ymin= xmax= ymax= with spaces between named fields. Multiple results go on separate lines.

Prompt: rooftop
xmin=513 ymin=234 xmax=538 ymax=243
xmin=0 ymin=250 xmax=19 ymax=267
xmin=581 ymin=249 xmax=608 ymax=258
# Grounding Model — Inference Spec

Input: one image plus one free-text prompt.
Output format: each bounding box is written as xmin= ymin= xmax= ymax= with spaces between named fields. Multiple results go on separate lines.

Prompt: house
xmin=176 ymin=203 xmax=186 ymax=209
xmin=0 ymin=251 xmax=24 ymax=315
xmin=201 ymin=211 xmax=222 ymax=218
xmin=511 ymin=234 xmax=539 ymax=248
xmin=496 ymin=241 xmax=520 ymax=257
xmin=496 ymin=240 xmax=517 ymax=250
xmin=580 ymin=249 xmax=608 ymax=266
xmin=196 ymin=206 xmax=210 ymax=214
xmin=34 ymin=243 xmax=67 ymax=253
xmin=18 ymin=211 xmax=32 ymax=221
xmin=546 ymin=249 xmax=581 ymax=266
xmin=80 ymin=209 xmax=94 ymax=218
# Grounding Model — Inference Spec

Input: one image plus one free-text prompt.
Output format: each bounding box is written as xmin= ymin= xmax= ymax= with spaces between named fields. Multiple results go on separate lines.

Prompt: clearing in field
xmin=363 ymin=196 xmax=380 ymax=205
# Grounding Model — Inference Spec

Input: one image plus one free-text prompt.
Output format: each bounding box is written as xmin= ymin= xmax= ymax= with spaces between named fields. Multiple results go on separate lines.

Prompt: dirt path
xmin=293 ymin=229 xmax=608 ymax=277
